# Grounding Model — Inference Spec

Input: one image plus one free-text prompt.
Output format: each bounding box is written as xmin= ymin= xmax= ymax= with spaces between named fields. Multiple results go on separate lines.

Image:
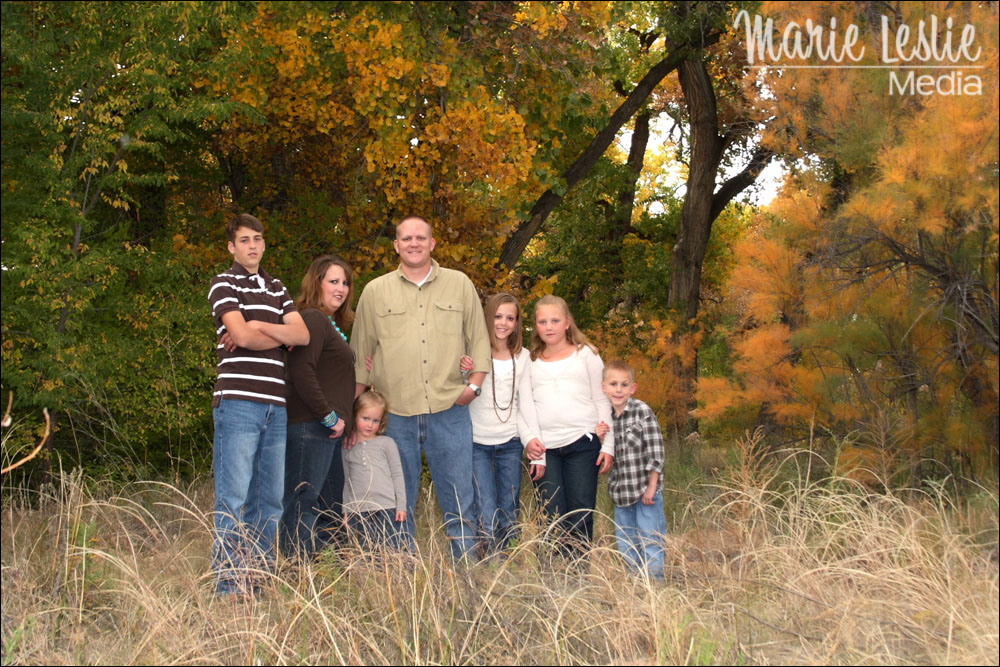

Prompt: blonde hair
xmin=484 ymin=293 xmax=523 ymax=354
xmin=529 ymin=295 xmax=597 ymax=360
xmin=603 ymin=360 xmax=635 ymax=383
xmin=353 ymin=389 xmax=389 ymax=435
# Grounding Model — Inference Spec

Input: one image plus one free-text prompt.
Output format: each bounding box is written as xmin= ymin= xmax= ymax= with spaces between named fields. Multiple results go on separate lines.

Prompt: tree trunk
xmin=669 ymin=60 xmax=723 ymax=322
xmin=493 ymin=32 xmax=721 ymax=275
xmin=667 ymin=59 xmax=774 ymax=439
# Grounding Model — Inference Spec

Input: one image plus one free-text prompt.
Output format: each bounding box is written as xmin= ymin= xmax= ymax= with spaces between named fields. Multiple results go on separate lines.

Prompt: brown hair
xmin=603 ymin=360 xmax=635 ymax=383
xmin=353 ymin=389 xmax=389 ymax=435
xmin=529 ymin=294 xmax=597 ymax=360
xmin=294 ymin=254 xmax=355 ymax=329
xmin=225 ymin=213 xmax=264 ymax=242
xmin=484 ymin=292 xmax=523 ymax=355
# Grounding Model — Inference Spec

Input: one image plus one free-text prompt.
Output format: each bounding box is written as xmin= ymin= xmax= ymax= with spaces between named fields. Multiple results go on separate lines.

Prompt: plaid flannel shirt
xmin=608 ymin=397 xmax=665 ymax=506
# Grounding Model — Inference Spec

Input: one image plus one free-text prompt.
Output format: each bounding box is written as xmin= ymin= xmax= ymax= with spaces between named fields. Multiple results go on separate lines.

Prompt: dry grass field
xmin=2 ymin=436 xmax=997 ymax=665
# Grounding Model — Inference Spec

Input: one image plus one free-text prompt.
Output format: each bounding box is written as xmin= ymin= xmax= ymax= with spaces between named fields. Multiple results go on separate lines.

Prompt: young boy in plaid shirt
xmin=602 ymin=360 xmax=666 ymax=577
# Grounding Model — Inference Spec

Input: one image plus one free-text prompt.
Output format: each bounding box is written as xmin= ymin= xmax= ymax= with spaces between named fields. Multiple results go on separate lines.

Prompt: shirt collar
xmin=396 ymin=258 xmax=439 ymax=286
xmin=228 ymin=262 xmax=271 ymax=286
xmin=614 ymin=397 xmax=640 ymax=419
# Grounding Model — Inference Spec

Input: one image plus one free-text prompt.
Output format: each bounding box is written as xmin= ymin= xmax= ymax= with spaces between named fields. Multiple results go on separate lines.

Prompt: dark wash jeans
xmin=281 ymin=419 xmax=344 ymax=557
xmin=534 ymin=433 xmax=601 ymax=551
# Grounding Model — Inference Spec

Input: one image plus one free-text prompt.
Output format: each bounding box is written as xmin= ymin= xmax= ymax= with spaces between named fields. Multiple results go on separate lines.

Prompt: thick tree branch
xmin=494 ymin=30 xmax=721 ymax=273
xmin=709 ymin=145 xmax=775 ymax=221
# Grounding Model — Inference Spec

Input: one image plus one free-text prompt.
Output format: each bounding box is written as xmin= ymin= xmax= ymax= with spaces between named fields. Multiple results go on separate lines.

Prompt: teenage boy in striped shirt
xmin=208 ymin=213 xmax=309 ymax=595
xmin=603 ymin=360 xmax=667 ymax=578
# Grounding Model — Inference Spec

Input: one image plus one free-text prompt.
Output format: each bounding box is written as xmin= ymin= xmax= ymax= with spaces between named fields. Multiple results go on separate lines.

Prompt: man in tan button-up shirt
xmin=351 ymin=215 xmax=491 ymax=558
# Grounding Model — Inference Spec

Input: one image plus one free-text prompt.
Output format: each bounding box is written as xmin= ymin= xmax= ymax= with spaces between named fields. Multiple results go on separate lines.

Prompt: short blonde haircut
xmin=603 ymin=360 xmax=635 ymax=383
xmin=396 ymin=215 xmax=433 ymax=238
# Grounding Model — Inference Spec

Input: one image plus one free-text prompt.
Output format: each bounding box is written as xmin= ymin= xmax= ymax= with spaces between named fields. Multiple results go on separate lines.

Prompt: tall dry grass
xmin=2 ymin=433 xmax=997 ymax=665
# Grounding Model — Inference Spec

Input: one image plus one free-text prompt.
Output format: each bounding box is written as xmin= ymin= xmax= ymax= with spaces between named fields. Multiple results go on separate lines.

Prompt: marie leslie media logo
xmin=734 ymin=9 xmax=984 ymax=95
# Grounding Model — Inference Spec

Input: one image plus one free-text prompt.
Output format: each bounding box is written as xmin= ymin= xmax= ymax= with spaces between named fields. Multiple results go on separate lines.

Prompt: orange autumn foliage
xmin=698 ymin=2 xmax=998 ymax=476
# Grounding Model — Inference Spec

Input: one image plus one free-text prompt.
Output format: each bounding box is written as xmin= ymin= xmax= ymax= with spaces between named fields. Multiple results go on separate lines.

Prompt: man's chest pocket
xmin=375 ymin=303 xmax=407 ymax=339
xmin=433 ymin=302 xmax=463 ymax=336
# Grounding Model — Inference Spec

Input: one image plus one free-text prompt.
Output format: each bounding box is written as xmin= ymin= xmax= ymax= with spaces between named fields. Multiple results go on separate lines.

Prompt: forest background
xmin=1 ymin=2 xmax=998 ymax=664
xmin=2 ymin=0 xmax=997 ymax=488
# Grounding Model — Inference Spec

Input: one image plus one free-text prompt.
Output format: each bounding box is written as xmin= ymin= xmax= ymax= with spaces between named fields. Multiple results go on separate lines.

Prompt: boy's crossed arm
xmin=220 ymin=310 xmax=309 ymax=351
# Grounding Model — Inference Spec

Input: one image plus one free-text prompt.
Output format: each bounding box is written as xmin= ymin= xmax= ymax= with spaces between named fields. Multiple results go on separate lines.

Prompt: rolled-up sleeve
xmin=641 ymin=404 xmax=665 ymax=474
xmin=462 ymin=278 xmax=491 ymax=373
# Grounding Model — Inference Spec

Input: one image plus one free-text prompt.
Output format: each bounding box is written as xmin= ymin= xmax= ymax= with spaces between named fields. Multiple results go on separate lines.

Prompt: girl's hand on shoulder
xmin=524 ymin=438 xmax=546 ymax=460
xmin=459 ymin=355 xmax=474 ymax=372
xmin=365 ymin=354 xmax=374 ymax=372
xmin=529 ymin=463 xmax=546 ymax=481
xmin=395 ymin=509 xmax=407 ymax=523
xmin=596 ymin=452 xmax=613 ymax=474
xmin=595 ymin=421 xmax=609 ymax=442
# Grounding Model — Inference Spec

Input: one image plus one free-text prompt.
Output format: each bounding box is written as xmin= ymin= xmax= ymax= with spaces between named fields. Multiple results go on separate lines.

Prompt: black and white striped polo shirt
xmin=209 ymin=263 xmax=296 ymax=407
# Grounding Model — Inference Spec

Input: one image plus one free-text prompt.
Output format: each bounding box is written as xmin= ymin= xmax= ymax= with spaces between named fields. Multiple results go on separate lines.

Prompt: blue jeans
xmin=534 ymin=434 xmax=601 ymax=551
xmin=385 ymin=403 xmax=476 ymax=559
xmin=472 ymin=437 xmax=524 ymax=551
xmin=212 ymin=398 xmax=286 ymax=594
xmin=614 ymin=491 xmax=667 ymax=577
xmin=347 ymin=510 xmax=406 ymax=551
xmin=281 ymin=420 xmax=343 ymax=557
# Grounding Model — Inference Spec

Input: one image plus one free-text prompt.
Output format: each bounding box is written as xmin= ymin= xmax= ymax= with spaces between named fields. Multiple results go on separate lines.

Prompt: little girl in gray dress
xmin=342 ymin=390 xmax=406 ymax=550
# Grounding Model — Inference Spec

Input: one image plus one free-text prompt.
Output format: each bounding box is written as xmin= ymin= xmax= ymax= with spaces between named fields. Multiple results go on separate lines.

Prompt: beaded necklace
xmin=491 ymin=353 xmax=516 ymax=424
xmin=327 ymin=315 xmax=348 ymax=343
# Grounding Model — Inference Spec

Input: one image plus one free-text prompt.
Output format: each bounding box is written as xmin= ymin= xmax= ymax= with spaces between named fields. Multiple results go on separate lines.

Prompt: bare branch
xmin=2 ymin=408 xmax=51 ymax=475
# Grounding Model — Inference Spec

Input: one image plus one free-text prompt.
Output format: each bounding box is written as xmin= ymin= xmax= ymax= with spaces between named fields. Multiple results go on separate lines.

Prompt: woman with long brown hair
xmin=281 ymin=254 xmax=356 ymax=556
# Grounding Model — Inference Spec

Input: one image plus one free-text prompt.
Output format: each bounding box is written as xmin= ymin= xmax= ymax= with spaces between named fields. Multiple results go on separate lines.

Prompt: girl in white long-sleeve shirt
xmin=528 ymin=294 xmax=614 ymax=553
